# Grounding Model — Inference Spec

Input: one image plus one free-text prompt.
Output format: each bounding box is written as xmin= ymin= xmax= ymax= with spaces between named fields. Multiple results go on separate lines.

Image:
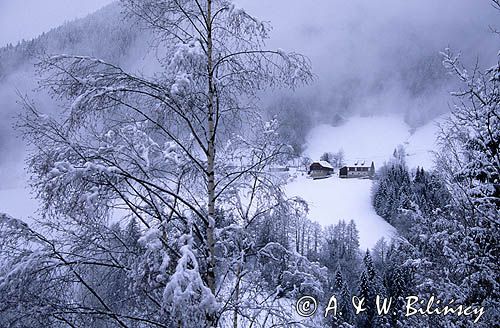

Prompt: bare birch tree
xmin=3 ymin=0 xmax=314 ymax=327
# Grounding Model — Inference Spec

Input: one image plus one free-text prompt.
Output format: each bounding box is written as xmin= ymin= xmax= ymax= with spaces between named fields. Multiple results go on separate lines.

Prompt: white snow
xmin=284 ymin=114 xmax=443 ymax=250
xmin=138 ymin=227 xmax=163 ymax=250
xmin=305 ymin=115 xmax=443 ymax=170
xmin=0 ymin=114 xmax=442 ymax=252
xmin=285 ymin=174 xmax=396 ymax=250
xmin=405 ymin=116 xmax=445 ymax=169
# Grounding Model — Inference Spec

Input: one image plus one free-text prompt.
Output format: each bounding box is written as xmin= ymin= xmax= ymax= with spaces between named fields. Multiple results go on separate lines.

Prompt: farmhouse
xmin=309 ymin=161 xmax=334 ymax=179
xmin=339 ymin=161 xmax=375 ymax=179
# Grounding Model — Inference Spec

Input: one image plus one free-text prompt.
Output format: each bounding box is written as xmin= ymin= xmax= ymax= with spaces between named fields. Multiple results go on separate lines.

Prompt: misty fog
xmin=238 ymin=0 xmax=498 ymax=119
xmin=0 ymin=0 xmax=498 ymax=188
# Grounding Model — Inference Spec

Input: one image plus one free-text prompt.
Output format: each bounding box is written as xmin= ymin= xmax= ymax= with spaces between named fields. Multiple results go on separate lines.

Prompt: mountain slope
xmin=304 ymin=115 xmax=442 ymax=169
xmin=285 ymin=114 xmax=441 ymax=249
xmin=0 ymin=2 xmax=141 ymax=79
xmin=0 ymin=2 xmax=149 ymax=189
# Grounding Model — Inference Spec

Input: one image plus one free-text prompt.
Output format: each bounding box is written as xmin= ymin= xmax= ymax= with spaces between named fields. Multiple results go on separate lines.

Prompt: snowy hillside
xmin=285 ymin=174 xmax=396 ymax=250
xmin=304 ymin=115 xmax=442 ymax=170
xmin=0 ymin=115 xmax=442 ymax=234
xmin=285 ymin=115 xmax=441 ymax=249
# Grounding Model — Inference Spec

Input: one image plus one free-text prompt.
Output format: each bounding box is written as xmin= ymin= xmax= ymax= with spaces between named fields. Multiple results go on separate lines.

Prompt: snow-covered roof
xmin=343 ymin=160 xmax=373 ymax=167
xmin=313 ymin=160 xmax=334 ymax=169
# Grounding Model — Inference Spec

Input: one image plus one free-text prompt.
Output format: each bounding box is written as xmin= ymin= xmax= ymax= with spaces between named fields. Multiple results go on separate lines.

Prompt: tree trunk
xmin=233 ymin=264 xmax=241 ymax=328
xmin=206 ymin=1 xmax=217 ymax=326
xmin=206 ymin=0 xmax=215 ymax=290
xmin=301 ymin=223 xmax=305 ymax=255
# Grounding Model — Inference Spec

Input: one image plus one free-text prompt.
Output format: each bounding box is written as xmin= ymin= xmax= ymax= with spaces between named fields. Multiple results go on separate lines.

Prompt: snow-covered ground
xmin=284 ymin=114 xmax=441 ymax=249
xmin=304 ymin=115 xmax=442 ymax=170
xmin=405 ymin=117 xmax=444 ymax=169
xmin=285 ymin=174 xmax=395 ymax=250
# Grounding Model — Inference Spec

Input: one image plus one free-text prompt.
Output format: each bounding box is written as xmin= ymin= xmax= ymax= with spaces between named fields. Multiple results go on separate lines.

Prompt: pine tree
xmin=357 ymin=271 xmax=372 ymax=327
xmin=346 ymin=220 xmax=360 ymax=260
xmin=363 ymin=250 xmax=376 ymax=281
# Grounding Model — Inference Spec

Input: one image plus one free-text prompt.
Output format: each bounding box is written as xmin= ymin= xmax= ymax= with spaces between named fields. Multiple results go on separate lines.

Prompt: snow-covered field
xmin=285 ymin=174 xmax=395 ymax=250
xmin=284 ymin=114 xmax=440 ymax=249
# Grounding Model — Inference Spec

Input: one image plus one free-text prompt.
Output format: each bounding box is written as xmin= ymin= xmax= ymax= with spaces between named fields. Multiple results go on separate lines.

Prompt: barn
xmin=339 ymin=161 xmax=375 ymax=179
xmin=309 ymin=161 xmax=334 ymax=179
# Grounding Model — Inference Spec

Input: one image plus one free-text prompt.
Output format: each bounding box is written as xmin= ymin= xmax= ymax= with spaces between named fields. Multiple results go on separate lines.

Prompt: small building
xmin=309 ymin=161 xmax=334 ymax=179
xmin=339 ymin=161 xmax=375 ymax=179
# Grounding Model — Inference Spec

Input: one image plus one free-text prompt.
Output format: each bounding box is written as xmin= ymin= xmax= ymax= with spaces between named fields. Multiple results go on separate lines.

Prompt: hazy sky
xmin=237 ymin=0 xmax=498 ymax=72
xmin=237 ymin=0 xmax=499 ymax=118
xmin=0 ymin=0 xmax=114 ymax=46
